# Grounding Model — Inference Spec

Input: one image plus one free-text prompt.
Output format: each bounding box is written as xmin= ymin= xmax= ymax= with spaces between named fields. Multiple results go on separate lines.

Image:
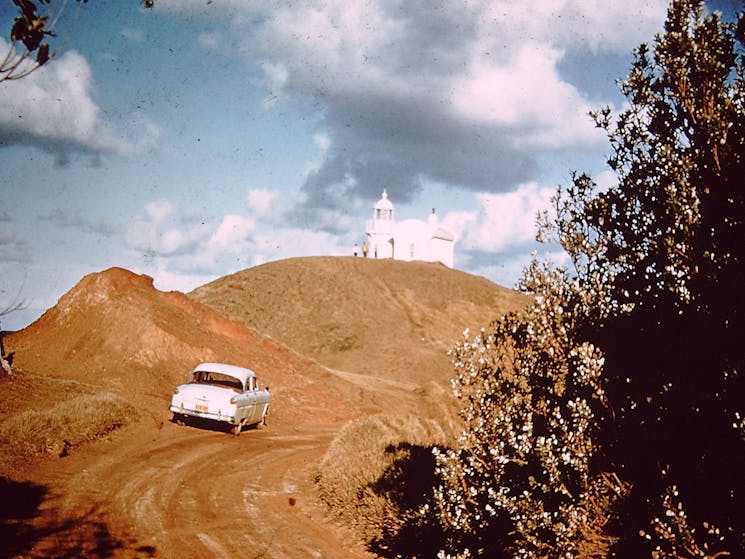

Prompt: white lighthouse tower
xmin=365 ymin=189 xmax=395 ymax=259
xmin=362 ymin=190 xmax=455 ymax=267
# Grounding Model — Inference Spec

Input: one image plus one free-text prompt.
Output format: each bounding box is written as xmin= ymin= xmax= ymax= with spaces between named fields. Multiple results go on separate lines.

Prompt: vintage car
xmin=169 ymin=362 xmax=270 ymax=435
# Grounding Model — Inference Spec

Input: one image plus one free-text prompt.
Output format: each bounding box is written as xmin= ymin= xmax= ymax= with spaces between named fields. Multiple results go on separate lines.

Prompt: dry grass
xmin=315 ymin=412 xmax=454 ymax=549
xmin=0 ymin=392 xmax=138 ymax=462
xmin=191 ymin=256 xmax=529 ymax=385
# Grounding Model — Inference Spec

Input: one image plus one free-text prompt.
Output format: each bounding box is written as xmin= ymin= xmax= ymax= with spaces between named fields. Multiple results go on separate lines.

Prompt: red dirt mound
xmin=6 ymin=267 xmax=366 ymax=426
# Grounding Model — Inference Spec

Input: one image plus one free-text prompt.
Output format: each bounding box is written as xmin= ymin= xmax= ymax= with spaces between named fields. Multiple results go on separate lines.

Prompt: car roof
xmin=192 ymin=362 xmax=256 ymax=384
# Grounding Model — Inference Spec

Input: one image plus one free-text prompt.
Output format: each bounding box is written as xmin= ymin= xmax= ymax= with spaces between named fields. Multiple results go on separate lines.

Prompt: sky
xmin=0 ymin=0 xmax=734 ymax=330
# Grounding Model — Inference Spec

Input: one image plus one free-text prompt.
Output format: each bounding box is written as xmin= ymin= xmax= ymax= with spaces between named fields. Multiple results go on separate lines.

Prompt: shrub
xmin=315 ymin=414 xmax=452 ymax=554
xmin=434 ymin=261 xmax=626 ymax=558
xmin=0 ymin=392 xmax=138 ymax=458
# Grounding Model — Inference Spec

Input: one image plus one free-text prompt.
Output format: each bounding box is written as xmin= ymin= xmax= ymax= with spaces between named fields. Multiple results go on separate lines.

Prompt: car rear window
xmin=191 ymin=371 xmax=243 ymax=391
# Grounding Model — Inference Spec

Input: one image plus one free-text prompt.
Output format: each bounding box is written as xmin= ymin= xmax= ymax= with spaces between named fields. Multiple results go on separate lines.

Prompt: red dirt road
xmin=6 ymin=415 xmax=375 ymax=559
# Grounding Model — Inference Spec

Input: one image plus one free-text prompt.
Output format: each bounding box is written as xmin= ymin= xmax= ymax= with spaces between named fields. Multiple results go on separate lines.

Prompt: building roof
xmin=432 ymin=227 xmax=455 ymax=242
xmin=374 ymin=189 xmax=394 ymax=211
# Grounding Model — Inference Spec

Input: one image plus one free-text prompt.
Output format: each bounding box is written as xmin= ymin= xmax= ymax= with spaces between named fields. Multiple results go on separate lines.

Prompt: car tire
xmin=230 ymin=422 xmax=242 ymax=437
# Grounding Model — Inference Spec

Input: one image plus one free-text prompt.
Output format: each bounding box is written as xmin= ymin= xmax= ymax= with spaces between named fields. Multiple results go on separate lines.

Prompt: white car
xmin=169 ymin=362 xmax=270 ymax=436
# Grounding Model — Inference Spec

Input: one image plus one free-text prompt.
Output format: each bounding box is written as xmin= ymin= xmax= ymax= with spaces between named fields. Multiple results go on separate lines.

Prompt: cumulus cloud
xmin=455 ymin=182 xmax=555 ymax=253
xmin=40 ymin=0 xmax=667 ymax=294
xmin=595 ymin=169 xmax=619 ymax=192
xmin=148 ymin=265 xmax=216 ymax=295
xmin=153 ymin=0 xmax=666 ymax=235
xmin=124 ymin=193 xmax=349 ymax=294
xmin=210 ymin=214 xmax=256 ymax=249
xmin=0 ymin=43 xmax=134 ymax=159
xmin=146 ymin=222 xmax=347 ymax=295
xmin=246 ymin=189 xmax=279 ymax=219
xmin=249 ymin=227 xmax=347 ymax=263
xmin=478 ymin=1 xmax=668 ymax=54
xmin=126 ymin=200 xmax=210 ymax=256
xmin=243 ymin=0 xmax=663 ymax=229
xmin=451 ymin=44 xmax=606 ymax=148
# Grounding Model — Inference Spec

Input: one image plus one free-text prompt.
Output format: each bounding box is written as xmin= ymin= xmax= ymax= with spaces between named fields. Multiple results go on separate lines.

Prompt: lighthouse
xmin=362 ymin=190 xmax=455 ymax=267
xmin=365 ymin=189 xmax=395 ymax=259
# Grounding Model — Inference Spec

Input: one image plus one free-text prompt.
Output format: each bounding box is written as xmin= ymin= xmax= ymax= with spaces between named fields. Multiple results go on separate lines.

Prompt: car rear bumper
xmin=170 ymin=405 xmax=237 ymax=425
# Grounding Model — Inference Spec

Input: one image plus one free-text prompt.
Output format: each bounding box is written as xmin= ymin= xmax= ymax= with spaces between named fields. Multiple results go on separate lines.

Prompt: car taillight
xmin=173 ymin=387 xmax=180 ymax=395
xmin=230 ymin=396 xmax=236 ymax=404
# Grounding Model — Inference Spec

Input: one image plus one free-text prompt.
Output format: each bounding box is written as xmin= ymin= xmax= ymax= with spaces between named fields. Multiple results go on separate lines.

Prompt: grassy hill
xmin=190 ymin=256 xmax=529 ymax=385
xmin=190 ymin=256 xmax=531 ymax=549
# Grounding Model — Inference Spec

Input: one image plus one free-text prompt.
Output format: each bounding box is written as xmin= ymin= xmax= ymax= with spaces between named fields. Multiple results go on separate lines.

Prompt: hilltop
xmin=190 ymin=256 xmax=529 ymax=385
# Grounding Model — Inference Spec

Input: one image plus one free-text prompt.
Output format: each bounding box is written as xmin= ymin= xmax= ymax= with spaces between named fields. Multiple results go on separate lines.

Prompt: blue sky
xmin=0 ymin=0 xmax=730 ymax=330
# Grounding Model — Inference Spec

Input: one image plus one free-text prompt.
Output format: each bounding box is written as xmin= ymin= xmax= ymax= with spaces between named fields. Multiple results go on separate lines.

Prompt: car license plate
xmin=195 ymin=403 xmax=208 ymax=412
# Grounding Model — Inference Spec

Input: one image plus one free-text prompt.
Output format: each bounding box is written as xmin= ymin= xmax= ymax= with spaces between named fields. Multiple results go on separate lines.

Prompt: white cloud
xmin=457 ymin=182 xmax=555 ymax=253
xmin=127 ymin=201 xmax=350 ymax=296
xmin=254 ymin=2 xmax=402 ymax=89
xmin=210 ymin=214 xmax=256 ymax=249
xmin=250 ymin=227 xmax=347 ymax=262
xmin=478 ymin=1 xmax=668 ymax=55
xmin=261 ymin=61 xmax=289 ymax=95
xmin=440 ymin=210 xmax=478 ymax=242
xmin=149 ymin=265 xmax=215 ymax=295
xmin=144 ymin=200 xmax=177 ymax=222
xmin=246 ymin=189 xmax=278 ymax=218
xmin=0 ymin=42 xmax=133 ymax=156
xmin=302 ymin=133 xmax=331 ymax=179
xmin=126 ymin=200 xmax=209 ymax=256
xmin=451 ymin=43 xmax=606 ymax=147
xmin=135 ymin=1 xmax=668 ymax=204
xmin=128 ymin=111 xmax=163 ymax=152
xmin=595 ymin=169 xmax=618 ymax=192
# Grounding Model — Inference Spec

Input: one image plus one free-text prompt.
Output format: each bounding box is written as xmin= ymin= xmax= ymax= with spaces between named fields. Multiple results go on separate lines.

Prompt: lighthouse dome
xmin=374 ymin=189 xmax=394 ymax=211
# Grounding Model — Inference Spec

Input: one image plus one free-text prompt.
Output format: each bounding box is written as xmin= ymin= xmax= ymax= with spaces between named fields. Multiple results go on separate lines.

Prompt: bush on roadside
xmin=0 ymin=392 xmax=138 ymax=458
xmin=315 ymin=413 xmax=453 ymax=554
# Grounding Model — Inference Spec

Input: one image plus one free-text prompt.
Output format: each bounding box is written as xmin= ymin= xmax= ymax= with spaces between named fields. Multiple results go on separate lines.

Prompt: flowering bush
xmin=435 ymin=261 xmax=627 ymax=558
xmin=435 ymin=1 xmax=744 ymax=556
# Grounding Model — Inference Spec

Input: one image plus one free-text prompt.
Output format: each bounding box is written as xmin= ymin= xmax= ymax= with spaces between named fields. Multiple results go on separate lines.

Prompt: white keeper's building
xmin=361 ymin=190 xmax=455 ymax=268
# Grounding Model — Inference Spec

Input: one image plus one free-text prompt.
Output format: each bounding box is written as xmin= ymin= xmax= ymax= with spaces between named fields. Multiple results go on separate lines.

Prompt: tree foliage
xmin=435 ymin=0 xmax=745 ymax=557
xmin=584 ymin=1 xmax=745 ymax=556
xmin=434 ymin=262 xmax=625 ymax=558
xmin=1 ymin=0 xmax=88 ymax=82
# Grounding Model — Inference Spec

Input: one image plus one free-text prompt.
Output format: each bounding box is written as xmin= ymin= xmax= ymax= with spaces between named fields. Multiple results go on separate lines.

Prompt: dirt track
xmin=6 ymin=415 xmax=374 ymax=559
